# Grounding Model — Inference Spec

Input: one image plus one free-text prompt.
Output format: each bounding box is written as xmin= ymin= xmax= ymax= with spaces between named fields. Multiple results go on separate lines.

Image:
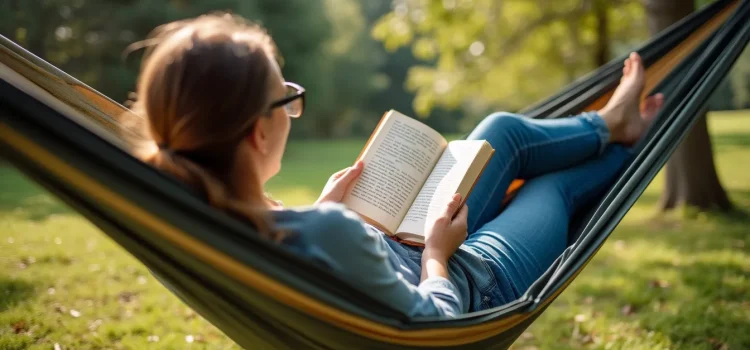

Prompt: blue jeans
xmin=461 ymin=112 xmax=630 ymax=304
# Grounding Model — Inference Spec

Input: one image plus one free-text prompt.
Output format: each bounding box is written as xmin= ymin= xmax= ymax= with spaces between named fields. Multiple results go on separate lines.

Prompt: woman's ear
xmin=247 ymin=117 xmax=270 ymax=155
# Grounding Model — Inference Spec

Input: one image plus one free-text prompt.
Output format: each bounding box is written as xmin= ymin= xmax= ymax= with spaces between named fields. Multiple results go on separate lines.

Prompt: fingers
xmin=442 ymin=194 xmax=461 ymax=220
xmin=453 ymin=203 xmax=468 ymax=230
xmin=455 ymin=202 xmax=468 ymax=219
xmin=445 ymin=203 xmax=468 ymax=243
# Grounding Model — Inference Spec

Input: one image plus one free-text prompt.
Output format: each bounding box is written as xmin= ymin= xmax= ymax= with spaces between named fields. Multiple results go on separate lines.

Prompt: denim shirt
xmin=273 ymin=202 xmax=514 ymax=319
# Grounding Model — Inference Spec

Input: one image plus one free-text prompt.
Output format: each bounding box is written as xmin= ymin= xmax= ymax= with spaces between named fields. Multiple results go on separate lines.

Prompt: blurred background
xmin=1 ymin=0 xmax=748 ymax=140
xmin=1 ymin=1 xmax=749 ymax=349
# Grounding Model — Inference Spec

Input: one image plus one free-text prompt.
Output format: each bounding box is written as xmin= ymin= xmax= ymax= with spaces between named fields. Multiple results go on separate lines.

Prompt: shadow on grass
xmin=570 ymin=255 xmax=750 ymax=347
xmin=645 ymin=259 xmax=750 ymax=348
xmin=0 ymin=166 xmax=71 ymax=221
xmin=568 ymin=190 xmax=750 ymax=347
xmin=0 ymin=278 xmax=38 ymax=312
xmin=615 ymin=190 xmax=750 ymax=254
xmin=625 ymin=188 xmax=750 ymax=214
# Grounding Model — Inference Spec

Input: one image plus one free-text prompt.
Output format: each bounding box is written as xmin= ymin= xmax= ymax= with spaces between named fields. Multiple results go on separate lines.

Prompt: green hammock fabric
xmin=0 ymin=0 xmax=748 ymax=348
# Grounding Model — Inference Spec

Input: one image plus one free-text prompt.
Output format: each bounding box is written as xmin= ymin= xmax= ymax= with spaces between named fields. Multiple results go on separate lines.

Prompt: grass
xmin=1 ymin=111 xmax=749 ymax=349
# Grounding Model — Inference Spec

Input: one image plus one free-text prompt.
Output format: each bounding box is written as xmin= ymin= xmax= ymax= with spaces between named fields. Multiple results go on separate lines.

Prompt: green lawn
xmin=1 ymin=111 xmax=749 ymax=349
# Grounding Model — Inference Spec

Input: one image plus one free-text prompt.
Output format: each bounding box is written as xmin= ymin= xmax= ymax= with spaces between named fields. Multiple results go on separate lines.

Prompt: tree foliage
xmin=373 ymin=0 xmax=750 ymax=120
xmin=1 ymin=0 xmax=748 ymax=138
xmin=372 ymin=0 xmax=647 ymax=117
xmin=0 ymin=0 xmax=387 ymax=138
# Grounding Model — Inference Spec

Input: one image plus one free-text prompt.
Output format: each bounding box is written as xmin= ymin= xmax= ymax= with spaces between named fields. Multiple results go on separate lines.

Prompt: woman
xmin=132 ymin=14 xmax=663 ymax=318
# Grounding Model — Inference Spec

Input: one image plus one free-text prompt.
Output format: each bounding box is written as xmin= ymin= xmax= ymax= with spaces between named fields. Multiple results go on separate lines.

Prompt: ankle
xmin=598 ymin=107 xmax=624 ymax=140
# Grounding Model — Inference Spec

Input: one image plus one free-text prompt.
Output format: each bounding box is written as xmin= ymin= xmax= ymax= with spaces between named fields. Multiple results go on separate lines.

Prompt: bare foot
xmin=641 ymin=92 xmax=665 ymax=121
xmin=599 ymin=52 xmax=663 ymax=145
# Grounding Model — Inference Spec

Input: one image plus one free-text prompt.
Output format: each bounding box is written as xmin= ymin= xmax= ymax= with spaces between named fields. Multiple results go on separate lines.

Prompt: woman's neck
xmin=230 ymin=145 xmax=285 ymax=210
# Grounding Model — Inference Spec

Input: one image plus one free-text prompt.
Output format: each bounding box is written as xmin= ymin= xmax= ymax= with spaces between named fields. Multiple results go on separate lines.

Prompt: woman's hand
xmin=315 ymin=160 xmax=364 ymax=205
xmin=423 ymin=194 xmax=468 ymax=264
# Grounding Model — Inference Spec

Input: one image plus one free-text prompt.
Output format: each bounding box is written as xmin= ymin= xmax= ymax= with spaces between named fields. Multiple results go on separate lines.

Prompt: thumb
xmin=337 ymin=160 xmax=363 ymax=183
xmin=343 ymin=161 xmax=365 ymax=195
xmin=331 ymin=167 xmax=349 ymax=180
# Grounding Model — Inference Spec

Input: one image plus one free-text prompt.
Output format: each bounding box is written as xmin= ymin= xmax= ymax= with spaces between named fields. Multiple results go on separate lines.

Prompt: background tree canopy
xmin=0 ymin=0 xmax=748 ymax=138
xmin=372 ymin=0 xmax=750 ymax=123
xmin=372 ymin=0 xmax=647 ymax=116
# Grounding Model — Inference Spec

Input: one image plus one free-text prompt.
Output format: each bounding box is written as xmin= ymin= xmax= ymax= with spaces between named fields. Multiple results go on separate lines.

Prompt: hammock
xmin=0 ymin=0 xmax=747 ymax=348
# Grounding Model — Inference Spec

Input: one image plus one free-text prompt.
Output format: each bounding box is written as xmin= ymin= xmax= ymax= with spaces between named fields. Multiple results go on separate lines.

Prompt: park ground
xmin=0 ymin=110 xmax=748 ymax=349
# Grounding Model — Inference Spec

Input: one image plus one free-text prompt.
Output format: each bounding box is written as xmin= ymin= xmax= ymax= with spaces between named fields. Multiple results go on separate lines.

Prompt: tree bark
xmin=646 ymin=0 xmax=733 ymax=212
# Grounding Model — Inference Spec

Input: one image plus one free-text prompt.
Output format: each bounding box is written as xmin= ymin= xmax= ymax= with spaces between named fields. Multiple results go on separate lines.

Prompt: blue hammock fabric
xmin=0 ymin=0 xmax=748 ymax=348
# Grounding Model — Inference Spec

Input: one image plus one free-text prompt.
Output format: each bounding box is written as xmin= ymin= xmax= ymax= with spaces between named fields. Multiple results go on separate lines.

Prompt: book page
xmin=396 ymin=140 xmax=493 ymax=242
xmin=342 ymin=110 xmax=448 ymax=234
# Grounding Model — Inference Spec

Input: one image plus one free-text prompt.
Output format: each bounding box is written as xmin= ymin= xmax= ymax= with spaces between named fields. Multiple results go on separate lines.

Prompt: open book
xmin=342 ymin=110 xmax=494 ymax=244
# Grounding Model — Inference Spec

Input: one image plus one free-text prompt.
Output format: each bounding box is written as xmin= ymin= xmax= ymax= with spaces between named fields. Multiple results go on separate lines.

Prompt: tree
xmin=361 ymin=1 xmax=466 ymax=135
xmin=287 ymin=0 xmax=384 ymax=138
xmin=372 ymin=0 xmax=647 ymax=122
xmin=0 ymin=0 xmax=385 ymax=139
xmin=647 ymin=0 xmax=732 ymax=212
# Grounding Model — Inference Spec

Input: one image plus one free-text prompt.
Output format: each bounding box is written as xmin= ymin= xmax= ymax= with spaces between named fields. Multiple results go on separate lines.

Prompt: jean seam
xmin=472 ymin=130 xmax=596 ymax=228
xmin=457 ymin=248 xmax=499 ymax=296
xmin=477 ymin=256 xmax=498 ymax=293
xmin=581 ymin=111 xmax=610 ymax=153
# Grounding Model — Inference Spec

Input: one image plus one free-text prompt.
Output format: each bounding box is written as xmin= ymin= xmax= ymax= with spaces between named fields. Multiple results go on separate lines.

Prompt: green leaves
xmin=373 ymin=0 xmax=648 ymax=115
xmin=0 ymin=0 xmax=390 ymax=138
xmin=372 ymin=12 xmax=414 ymax=52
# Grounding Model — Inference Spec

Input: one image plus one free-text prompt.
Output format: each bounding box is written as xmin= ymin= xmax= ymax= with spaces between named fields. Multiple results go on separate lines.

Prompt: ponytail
xmin=144 ymin=147 xmax=282 ymax=241
xmin=124 ymin=13 xmax=285 ymax=243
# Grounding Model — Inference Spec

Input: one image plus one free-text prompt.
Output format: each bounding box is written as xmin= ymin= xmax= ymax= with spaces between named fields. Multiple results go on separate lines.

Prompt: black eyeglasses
xmin=269 ymin=82 xmax=305 ymax=118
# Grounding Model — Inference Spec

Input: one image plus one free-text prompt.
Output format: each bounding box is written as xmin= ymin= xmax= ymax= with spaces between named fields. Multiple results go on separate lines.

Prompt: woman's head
xmin=131 ymin=13 xmax=304 ymax=236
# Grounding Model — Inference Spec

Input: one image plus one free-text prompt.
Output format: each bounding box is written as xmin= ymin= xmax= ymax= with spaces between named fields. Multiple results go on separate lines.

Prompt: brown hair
xmin=128 ymin=13 xmax=280 ymax=238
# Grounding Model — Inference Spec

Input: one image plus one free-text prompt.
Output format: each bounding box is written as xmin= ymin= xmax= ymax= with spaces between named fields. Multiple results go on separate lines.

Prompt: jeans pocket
xmin=474 ymin=259 xmax=505 ymax=310
xmin=480 ymin=295 xmax=492 ymax=310
xmin=460 ymin=248 xmax=499 ymax=294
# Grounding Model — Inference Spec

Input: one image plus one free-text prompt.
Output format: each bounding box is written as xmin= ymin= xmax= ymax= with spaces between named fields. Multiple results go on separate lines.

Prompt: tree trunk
xmin=23 ymin=1 xmax=47 ymax=59
xmin=593 ymin=0 xmax=609 ymax=67
xmin=646 ymin=0 xmax=733 ymax=212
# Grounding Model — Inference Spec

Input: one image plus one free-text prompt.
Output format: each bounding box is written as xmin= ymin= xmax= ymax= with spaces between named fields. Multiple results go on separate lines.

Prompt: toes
xmin=642 ymin=97 xmax=655 ymax=114
xmin=631 ymin=52 xmax=644 ymax=73
xmin=648 ymin=93 xmax=664 ymax=108
xmin=630 ymin=52 xmax=642 ymax=65
xmin=641 ymin=93 xmax=665 ymax=120
xmin=652 ymin=93 xmax=665 ymax=109
xmin=655 ymin=92 xmax=665 ymax=103
xmin=623 ymin=52 xmax=643 ymax=77
xmin=623 ymin=58 xmax=632 ymax=76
